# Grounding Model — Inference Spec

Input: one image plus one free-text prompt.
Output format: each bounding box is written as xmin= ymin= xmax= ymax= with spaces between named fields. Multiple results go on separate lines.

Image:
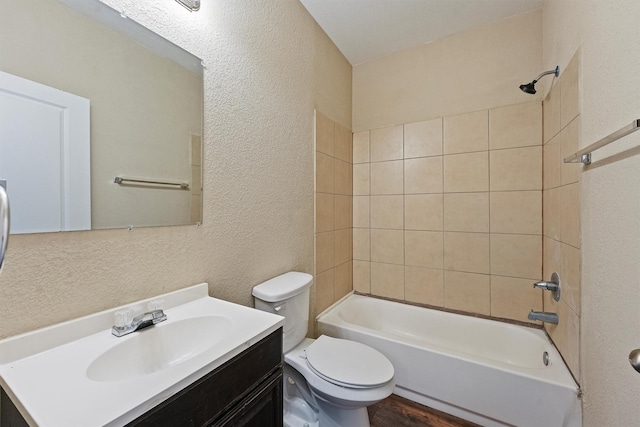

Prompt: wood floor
xmin=369 ymin=394 xmax=480 ymax=427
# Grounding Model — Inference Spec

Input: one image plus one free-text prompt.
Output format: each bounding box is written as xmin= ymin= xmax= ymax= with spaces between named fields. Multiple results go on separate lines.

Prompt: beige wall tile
xmin=316 ymin=231 xmax=334 ymax=274
xmin=560 ymin=51 xmax=580 ymax=128
xmin=543 ymin=135 xmax=562 ymax=190
xmin=353 ymin=131 xmax=370 ymax=164
xmin=561 ymin=117 xmax=581 ymax=185
xmin=335 ymin=261 xmax=353 ymax=301
xmin=353 ymin=163 xmax=370 ymax=195
xmin=335 ymin=160 xmax=352 ymax=195
xmin=405 ymin=156 xmax=443 ymax=194
xmin=490 ymin=191 xmax=541 ymax=235
xmin=489 ymin=101 xmax=542 ymax=150
xmin=405 ymin=266 xmax=444 ymax=307
xmin=191 ymin=166 xmax=202 ymax=194
xmin=315 ymin=268 xmax=335 ymax=314
xmin=490 ymin=146 xmax=542 ymax=191
xmin=316 ymin=152 xmax=335 ymax=194
xmin=316 ymin=193 xmax=334 ymax=233
xmin=444 ymin=110 xmax=488 ymax=154
xmin=490 ymin=234 xmax=541 ymax=279
xmin=444 ymin=193 xmax=489 ymax=232
xmin=545 ymin=299 xmax=580 ymax=382
xmin=560 ymin=183 xmax=580 ymax=248
xmin=371 ymin=229 xmax=404 ymax=265
xmin=334 ymin=228 xmax=352 ymax=266
xmin=371 ymin=125 xmax=403 ymax=161
xmin=444 ymin=232 xmax=490 ymax=274
xmin=353 ymin=196 xmax=370 ymax=228
xmin=405 ymin=194 xmax=443 ymax=231
xmin=370 ymin=195 xmax=404 ymax=229
xmin=190 ymin=194 xmax=202 ymax=224
xmin=543 ymin=80 xmax=561 ymax=143
xmin=444 ymin=271 xmax=490 ymax=315
xmin=316 ymin=111 xmax=335 ymax=156
xmin=444 ymin=151 xmax=489 ymax=193
xmin=405 ymin=118 xmax=443 ymax=158
xmin=543 ymin=236 xmax=562 ymax=282
xmin=334 ymin=195 xmax=352 ymax=230
xmin=353 ymin=228 xmax=370 ymax=261
xmin=561 ymin=242 xmax=581 ymax=316
xmin=371 ymin=160 xmax=404 ymax=195
xmin=371 ymin=262 xmax=405 ymax=300
xmin=335 ymin=123 xmax=352 ymax=163
xmin=405 ymin=230 xmax=444 ymax=269
xmin=191 ymin=134 xmax=202 ymax=167
xmin=353 ymin=260 xmax=371 ymax=294
xmin=543 ymin=188 xmax=560 ymax=240
xmin=491 ymin=275 xmax=542 ymax=323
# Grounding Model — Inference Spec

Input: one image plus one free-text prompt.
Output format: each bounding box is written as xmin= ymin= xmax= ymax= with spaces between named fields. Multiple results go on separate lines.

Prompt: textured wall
xmin=543 ymin=0 xmax=640 ymax=424
xmin=0 ymin=0 xmax=351 ymax=339
xmin=352 ymin=10 xmax=543 ymax=132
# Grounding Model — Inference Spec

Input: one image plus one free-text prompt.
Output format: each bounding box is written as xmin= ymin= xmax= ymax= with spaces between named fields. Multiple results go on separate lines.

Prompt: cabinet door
xmin=211 ymin=370 xmax=283 ymax=427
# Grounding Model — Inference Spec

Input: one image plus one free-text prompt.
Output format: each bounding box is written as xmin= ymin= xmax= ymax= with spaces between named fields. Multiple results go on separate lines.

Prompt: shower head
xmin=519 ymin=66 xmax=560 ymax=95
xmin=519 ymin=82 xmax=537 ymax=94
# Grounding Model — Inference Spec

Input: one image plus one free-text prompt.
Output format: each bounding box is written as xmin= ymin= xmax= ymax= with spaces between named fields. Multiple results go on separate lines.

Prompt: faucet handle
xmin=114 ymin=309 xmax=134 ymax=328
xmin=533 ymin=272 xmax=561 ymax=302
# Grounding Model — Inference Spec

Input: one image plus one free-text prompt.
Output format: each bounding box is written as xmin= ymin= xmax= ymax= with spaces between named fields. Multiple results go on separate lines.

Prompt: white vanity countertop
xmin=0 ymin=283 xmax=284 ymax=426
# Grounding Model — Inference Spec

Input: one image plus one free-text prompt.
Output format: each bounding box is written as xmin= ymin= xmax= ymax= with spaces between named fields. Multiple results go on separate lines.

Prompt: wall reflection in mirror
xmin=0 ymin=0 xmax=204 ymax=234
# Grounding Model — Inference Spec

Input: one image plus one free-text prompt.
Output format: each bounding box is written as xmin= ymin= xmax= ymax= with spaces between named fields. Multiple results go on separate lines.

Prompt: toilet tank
xmin=252 ymin=272 xmax=313 ymax=353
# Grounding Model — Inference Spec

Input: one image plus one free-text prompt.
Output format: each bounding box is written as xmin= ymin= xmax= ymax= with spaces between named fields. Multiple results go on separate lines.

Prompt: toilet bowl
xmin=252 ymin=272 xmax=395 ymax=427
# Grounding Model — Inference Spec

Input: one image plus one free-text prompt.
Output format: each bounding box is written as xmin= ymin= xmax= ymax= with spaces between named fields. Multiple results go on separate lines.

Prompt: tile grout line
xmin=441 ymin=117 xmax=446 ymax=307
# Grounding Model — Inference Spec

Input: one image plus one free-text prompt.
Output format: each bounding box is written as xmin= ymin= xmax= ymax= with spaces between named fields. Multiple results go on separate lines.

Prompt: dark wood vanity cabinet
xmin=1 ymin=328 xmax=283 ymax=427
xmin=128 ymin=328 xmax=283 ymax=427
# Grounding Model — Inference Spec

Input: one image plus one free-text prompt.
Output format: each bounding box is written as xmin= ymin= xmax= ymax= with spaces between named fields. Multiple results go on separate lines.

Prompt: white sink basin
xmin=87 ymin=315 xmax=232 ymax=382
xmin=0 ymin=283 xmax=284 ymax=427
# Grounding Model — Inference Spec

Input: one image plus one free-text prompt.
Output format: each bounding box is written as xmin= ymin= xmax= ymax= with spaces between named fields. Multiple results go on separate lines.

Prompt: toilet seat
xmin=304 ymin=335 xmax=394 ymax=389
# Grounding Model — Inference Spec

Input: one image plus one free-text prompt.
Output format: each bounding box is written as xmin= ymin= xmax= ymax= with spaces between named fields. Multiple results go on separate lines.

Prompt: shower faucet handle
xmin=533 ymin=272 xmax=561 ymax=302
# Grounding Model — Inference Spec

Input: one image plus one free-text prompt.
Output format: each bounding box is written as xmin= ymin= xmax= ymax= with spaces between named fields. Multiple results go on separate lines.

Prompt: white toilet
xmin=252 ymin=272 xmax=395 ymax=427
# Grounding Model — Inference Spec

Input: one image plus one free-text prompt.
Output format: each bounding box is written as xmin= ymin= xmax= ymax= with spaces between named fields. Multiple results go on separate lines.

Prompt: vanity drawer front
xmin=210 ymin=369 xmax=282 ymax=427
xmin=128 ymin=328 xmax=282 ymax=427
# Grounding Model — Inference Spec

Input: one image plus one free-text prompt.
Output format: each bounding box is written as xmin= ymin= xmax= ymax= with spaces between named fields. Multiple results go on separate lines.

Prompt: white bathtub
xmin=317 ymin=294 xmax=581 ymax=427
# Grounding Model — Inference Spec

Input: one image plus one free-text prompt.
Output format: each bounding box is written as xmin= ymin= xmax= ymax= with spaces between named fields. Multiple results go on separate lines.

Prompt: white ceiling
xmin=299 ymin=0 xmax=543 ymax=65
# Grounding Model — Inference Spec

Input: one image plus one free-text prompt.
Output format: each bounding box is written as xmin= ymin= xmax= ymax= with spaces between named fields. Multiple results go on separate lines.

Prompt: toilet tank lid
xmin=252 ymin=272 xmax=313 ymax=302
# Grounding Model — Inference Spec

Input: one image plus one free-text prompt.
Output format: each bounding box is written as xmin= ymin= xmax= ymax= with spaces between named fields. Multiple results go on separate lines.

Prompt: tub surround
xmin=318 ymin=294 xmax=581 ymax=427
xmin=353 ymin=101 xmax=544 ymax=324
xmin=315 ymin=110 xmax=354 ymax=317
xmin=0 ymin=284 xmax=284 ymax=426
xmin=541 ymin=49 xmax=581 ymax=382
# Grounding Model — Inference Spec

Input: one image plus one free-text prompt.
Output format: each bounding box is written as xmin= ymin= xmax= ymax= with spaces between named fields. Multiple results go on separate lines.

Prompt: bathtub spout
xmin=528 ymin=310 xmax=558 ymax=324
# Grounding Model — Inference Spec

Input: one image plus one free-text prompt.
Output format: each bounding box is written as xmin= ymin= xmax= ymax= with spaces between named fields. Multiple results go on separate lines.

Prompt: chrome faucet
xmin=528 ymin=310 xmax=558 ymax=325
xmin=533 ymin=272 xmax=561 ymax=301
xmin=112 ymin=308 xmax=167 ymax=337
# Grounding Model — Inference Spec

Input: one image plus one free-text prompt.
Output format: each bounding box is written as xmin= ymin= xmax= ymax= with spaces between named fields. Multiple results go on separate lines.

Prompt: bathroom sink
xmin=87 ymin=315 xmax=232 ymax=382
xmin=0 ymin=283 xmax=284 ymax=427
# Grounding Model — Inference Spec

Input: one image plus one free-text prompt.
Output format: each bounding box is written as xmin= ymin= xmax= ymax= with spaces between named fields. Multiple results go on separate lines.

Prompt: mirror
xmin=0 ymin=0 xmax=203 ymax=234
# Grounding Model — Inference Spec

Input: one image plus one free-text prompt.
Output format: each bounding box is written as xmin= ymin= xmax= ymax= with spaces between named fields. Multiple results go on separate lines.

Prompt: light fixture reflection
xmin=175 ymin=0 xmax=200 ymax=12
